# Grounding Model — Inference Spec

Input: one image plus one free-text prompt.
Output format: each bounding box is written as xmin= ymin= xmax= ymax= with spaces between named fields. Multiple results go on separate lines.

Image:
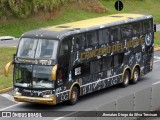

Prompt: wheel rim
xmin=72 ymin=91 xmax=77 ymax=102
xmin=134 ymin=70 xmax=139 ymax=81
xmin=124 ymin=73 xmax=129 ymax=85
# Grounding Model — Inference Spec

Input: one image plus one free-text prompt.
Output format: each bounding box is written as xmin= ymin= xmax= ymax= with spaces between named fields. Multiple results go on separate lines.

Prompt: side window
xmin=90 ymin=60 xmax=101 ymax=74
xmin=59 ymin=37 xmax=71 ymax=56
xmin=110 ymin=27 xmax=120 ymax=42
xmin=132 ymin=22 xmax=142 ymax=37
xmin=113 ymin=53 xmax=124 ymax=67
xmin=143 ymin=20 xmax=151 ymax=33
xmin=73 ymin=34 xmax=85 ymax=51
xmin=121 ymin=25 xmax=132 ymax=40
xmin=102 ymin=57 xmax=112 ymax=70
xmin=98 ymin=28 xmax=109 ymax=45
xmin=118 ymin=53 xmax=124 ymax=65
xmin=86 ymin=31 xmax=98 ymax=47
xmin=113 ymin=55 xmax=118 ymax=67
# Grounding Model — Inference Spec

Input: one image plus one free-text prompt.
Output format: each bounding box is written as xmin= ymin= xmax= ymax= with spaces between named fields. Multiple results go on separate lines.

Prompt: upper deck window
xmin=132 ymin=22 xmax=142 ymax=37
xmin=86 ymin=31 xmax=98 ymax=47
xmin=35 ymin=40 xmax=58 ymax=59
xmin=110 ymin=27 xmax=120 ymax=42
xmin=17 ymin=38 xmax=58 ymax=59
xmin=143 ymin=20 xmax=152 ymax=33
xmin=121 ymin=25 xmax=132 ymax=40
xmin=99 ymin=29 xmax=109 ymax=45
xmin=17 ymin=38 xmax=38 ymax=58
xmin=73 ymin=34 xmax=85 ymax=50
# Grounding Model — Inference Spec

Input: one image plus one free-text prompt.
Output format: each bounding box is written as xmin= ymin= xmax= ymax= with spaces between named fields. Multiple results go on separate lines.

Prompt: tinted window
xmin=74 ymin=34 xmax=85 ymax=50
xmin=143 ymin=20 xmax=151 ymax=33
xmin=113 ymin=53 xmax=124 ymax=67
xmin=99 ymin=29 xmax=109 ymax=44
xmin=110 ymin=27 xmax=120 ymax=42
xmin=59 ymin=37 xmax=71 ymax=56
xmin=90 ymin=60 xmax=101 ymax=74
xmin=86 ymin=31 xmax=98 ymax=47
xmin=132 ymin=22 xmax=142 ymax=37
xmin=102 ymin=57 xmax=112 ymax=70
xmin=113 ymin=55 xmax=118 ymax=67
xmin=122 ymin=25 xmax=132 ymax=39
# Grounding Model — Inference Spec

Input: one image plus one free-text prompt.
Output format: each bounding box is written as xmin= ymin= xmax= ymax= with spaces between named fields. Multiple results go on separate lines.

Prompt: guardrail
xmin=63 ymin=82 xmax=160 ymax=120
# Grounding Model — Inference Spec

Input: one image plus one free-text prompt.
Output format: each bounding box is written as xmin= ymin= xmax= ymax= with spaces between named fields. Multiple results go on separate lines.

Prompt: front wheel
xmin=121 ymin=70 xmax=130 ymax=87
xmin=69 ymin=86 xmax=79 ymax=105
xmin=131 ymin=67 xmax=140 ymax=84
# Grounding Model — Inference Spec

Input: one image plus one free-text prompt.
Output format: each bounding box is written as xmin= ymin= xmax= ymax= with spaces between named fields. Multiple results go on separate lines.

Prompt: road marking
xmin=0 ymin=103 xmax=23 ymax=111
xmin=53 ymin=111 xmax=78 ymax=120
xmin=154 ymin=56 xmax=160 ymax=59
xmin=154 ymin=60 xmax=160 ymax=63
xmin=153 ymin=81 xmax=160 ymax=85
xmin=1 ymin=94 xmax=18 ymax=103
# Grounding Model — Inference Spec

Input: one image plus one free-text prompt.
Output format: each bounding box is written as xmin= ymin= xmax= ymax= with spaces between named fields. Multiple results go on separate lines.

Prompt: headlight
xmin=42 ymin=90 xmax=53 ymax=98
xmin=43 ymin=95 xmax=53 ymax=98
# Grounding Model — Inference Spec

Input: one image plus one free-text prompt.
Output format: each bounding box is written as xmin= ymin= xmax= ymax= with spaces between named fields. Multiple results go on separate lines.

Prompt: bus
xmin=5 ymin=13 xmax=155 ymax=105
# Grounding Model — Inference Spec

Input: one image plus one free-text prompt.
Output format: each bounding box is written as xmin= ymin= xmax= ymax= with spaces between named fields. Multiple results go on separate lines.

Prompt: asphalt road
xmin=0 ymin=51 xmax=160 ymax=120
xmin=0 ymin=39 xmax=19 ymax=47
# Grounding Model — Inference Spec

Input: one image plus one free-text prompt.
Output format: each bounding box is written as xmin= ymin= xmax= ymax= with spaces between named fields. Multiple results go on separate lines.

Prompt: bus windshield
xmin=17 ymin=38 xmax=58 ymax=59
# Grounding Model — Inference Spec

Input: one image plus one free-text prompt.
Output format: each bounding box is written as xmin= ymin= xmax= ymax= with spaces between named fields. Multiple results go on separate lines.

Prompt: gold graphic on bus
xmin=80 ymin=38 xmax=144 ymax=60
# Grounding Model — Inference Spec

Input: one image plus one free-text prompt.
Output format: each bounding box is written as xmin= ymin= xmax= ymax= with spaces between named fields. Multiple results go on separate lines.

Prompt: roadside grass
xmin=155 ymin=32 xmax=160 ymax=47
xmin=0 ymin=47 xmax=16 ymax=89
xmin=0 ymin=0 xmax=160 ymax=38
xmin=99 ymin=0 xmax=160 ymax=23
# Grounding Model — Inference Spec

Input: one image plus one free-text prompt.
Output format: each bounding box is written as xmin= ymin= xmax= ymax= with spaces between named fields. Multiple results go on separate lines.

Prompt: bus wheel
xmin=69 ymin=86 xmax=79 ymax=105
xmin=121 ymin=70 xmax=130 ymax=87
xmin=131 ymin=67 xmax=140 ymax=84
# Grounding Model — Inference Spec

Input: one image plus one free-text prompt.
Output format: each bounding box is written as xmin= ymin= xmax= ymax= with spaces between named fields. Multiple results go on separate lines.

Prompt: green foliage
xmin=0 ymin=0 xmax=78 ymax=18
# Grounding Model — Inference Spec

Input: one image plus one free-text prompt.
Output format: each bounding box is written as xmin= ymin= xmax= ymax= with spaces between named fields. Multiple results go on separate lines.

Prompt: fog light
xmin=43 ymin=95 xmax=53 ymax=98
xmin=15 ymin=92 xmax=21 ymax=96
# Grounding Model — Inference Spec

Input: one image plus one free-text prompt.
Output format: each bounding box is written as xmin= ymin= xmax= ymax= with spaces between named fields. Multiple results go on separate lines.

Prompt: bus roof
xmin=22 ymin=13 xmax=152 ymax=40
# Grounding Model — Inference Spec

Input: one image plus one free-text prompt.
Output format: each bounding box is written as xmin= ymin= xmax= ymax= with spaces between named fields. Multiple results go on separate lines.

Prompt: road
xmin=0 ymin=51 xmax=160 ymax=120
xmin=0 ymin=39 xmax=19 ymax=47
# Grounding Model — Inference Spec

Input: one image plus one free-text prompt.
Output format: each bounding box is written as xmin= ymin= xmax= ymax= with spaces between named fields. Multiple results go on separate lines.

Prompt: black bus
xmin=5 ymin=13 xmax=154 ymax=105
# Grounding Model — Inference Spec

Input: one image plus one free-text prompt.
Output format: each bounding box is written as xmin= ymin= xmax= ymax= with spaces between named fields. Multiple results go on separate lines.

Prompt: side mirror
xmin=154 ymin=24 xmax=156 ymax=32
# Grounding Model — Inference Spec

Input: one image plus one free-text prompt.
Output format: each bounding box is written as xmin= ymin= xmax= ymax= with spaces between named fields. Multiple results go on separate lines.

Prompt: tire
xmin=121 ymin=70 xmax=130 ymax=87
xmin=131 ymin=67 xmax=140 ymax=84
xmin=69 ymin=86 xmax=79 ymax=105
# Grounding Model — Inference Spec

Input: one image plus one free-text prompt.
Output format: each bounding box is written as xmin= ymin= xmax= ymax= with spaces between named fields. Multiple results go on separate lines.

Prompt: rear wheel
xmin=69 ymin=86 xmax=79 ymax=105
xmin=121 ymin=70 xmax=130 ymax=87
xmin=131 ymin=67 xmax=140 ymax=84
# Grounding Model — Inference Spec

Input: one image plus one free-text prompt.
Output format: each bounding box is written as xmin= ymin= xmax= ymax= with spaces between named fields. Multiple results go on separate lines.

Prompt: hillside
xmin=0 ymin=0 xmax=160 ymax=37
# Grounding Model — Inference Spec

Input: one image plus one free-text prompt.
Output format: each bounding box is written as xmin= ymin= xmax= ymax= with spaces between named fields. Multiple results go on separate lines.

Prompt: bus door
xmin=71 ymin=34 xmax=85 ymax=78
xmin=57 ymin=37 xmax=72 ymax=88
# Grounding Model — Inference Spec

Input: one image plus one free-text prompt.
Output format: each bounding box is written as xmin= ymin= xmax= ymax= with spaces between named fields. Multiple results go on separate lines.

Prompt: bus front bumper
xmin=13 ymin=93 xmax=56 ymax=105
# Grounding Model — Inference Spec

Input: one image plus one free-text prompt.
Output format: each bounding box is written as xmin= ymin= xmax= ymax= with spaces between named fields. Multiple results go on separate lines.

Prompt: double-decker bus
xmin=5 ymin=13 xmax=154 ymax=105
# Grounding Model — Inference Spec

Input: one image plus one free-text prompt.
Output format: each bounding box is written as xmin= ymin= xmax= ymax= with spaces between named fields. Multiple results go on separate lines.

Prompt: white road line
xmin=53 ymin=111 xmax=78 ymax=120
xmin=154 ymin=60 xmax=160 ymax=63
xmin=0 ymin=94 xmax=17 ymax=103
xmin=154 ymin=56 xmax=160 ymax=59
xmin=153 ymin=81 xmax=160 ymax=85
xmin=0 ymin=103 xmax=23 ymax=111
